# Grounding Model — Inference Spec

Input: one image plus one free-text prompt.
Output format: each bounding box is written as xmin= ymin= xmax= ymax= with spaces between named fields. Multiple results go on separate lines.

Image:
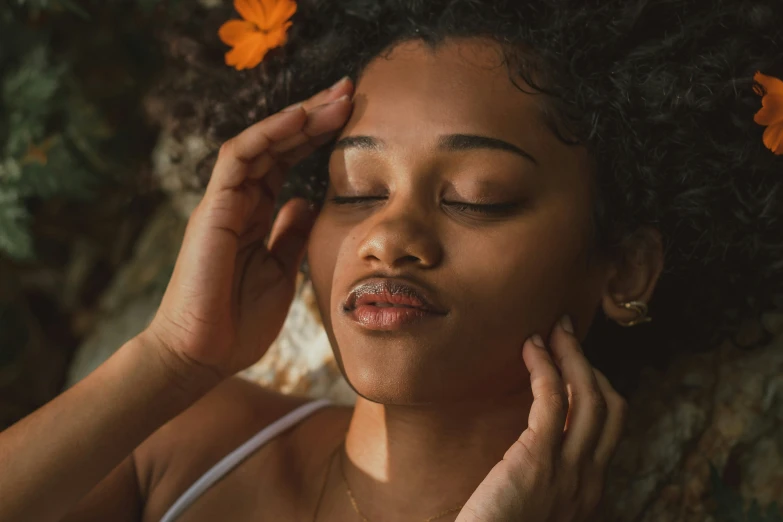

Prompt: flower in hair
xmin=218 ymin=0 xmax=297 ymax=71
xmin=753 ymin=71 xmax=783 ymax=155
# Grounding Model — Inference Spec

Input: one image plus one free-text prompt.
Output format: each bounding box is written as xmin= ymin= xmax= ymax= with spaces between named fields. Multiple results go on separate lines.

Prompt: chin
xmin=329 ymin=327 xmax=488 ymax=406
xmin=345 ymin=367 xmax=442 ymax=406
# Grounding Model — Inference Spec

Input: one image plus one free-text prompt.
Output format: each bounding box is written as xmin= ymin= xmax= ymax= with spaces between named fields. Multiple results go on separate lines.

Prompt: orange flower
xmin=21 ymin=136 xmax=57 ymax=166
xmin=218 ymin=0 xmax=297 ymax=71
xmin=753 ymin=71 xmax=783 ymax=155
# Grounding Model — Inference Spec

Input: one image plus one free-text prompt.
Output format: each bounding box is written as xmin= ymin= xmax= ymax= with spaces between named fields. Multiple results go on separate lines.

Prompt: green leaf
xmin=15 ymin=137 xmax=97 ymax=199
xmin=2 ymin=46 xmax=66 ymax=156
xmin=0 ymin=188 xmax=33 ymax=260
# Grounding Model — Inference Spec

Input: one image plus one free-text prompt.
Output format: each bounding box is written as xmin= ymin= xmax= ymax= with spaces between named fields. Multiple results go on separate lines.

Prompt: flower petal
xmin=264 ymin=0 xmax=297 ymax=29
xmin=234 ymin=0 xmax=268 ymax=27
xmin=755 ymin=71 xmax=783 ymax=97
xmin=241 ymin=36 xmax=271 ymax=69
xmin=262 ymin=21 xmax=292 ymax=49
xmin=225 ymin=32 xmax=266 ymax=70
xmin=218 ymin=19 xmax=257 ymax=46
xmin=762 ymin=121 xmax=783 ymax=155
xmin=754 ymin=93 xmax=783 ymax=127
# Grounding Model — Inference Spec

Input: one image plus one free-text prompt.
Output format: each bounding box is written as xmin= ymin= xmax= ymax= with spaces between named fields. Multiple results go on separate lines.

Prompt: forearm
xmin=0 ymin=333 xmax=220 ymax=522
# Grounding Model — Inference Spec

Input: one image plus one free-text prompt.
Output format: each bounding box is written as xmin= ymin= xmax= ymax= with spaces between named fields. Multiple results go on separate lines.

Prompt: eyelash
xmin=329 ymin=196 xmax=519 ymax=215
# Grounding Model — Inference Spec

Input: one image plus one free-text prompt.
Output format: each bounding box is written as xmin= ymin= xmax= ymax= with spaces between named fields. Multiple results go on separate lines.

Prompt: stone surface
xmin=238 ymin=277 xmax=357 ymax=405
xmin=66 ymin=202 xmax=186 ymax=386
xmin=598 ymin=338 xmax=783 ymax=521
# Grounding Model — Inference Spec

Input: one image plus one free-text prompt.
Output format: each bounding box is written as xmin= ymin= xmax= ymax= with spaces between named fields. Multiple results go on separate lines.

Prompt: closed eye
xmin=329 ymin=196 xmax=386 ymax=205
xmin=330 ymin=196 xmax=520 ymax=216
xmin=443 ymin=201 xmax=521 ymax=215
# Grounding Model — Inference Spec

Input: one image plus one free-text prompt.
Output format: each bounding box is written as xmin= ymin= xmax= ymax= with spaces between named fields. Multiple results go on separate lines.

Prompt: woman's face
xmin=308 ymin=37 xmax=610 ymax=405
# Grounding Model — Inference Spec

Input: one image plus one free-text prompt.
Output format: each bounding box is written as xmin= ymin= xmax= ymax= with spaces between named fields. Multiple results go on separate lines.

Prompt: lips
xmin=344 ymin=278 xmax=445 ymax=314
xmin=343 ymin=277 xmax=447 ymax=331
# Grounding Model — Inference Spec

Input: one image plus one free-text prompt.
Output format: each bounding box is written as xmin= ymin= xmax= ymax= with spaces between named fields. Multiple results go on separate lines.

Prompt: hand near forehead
xmin=456 ymin=317 xmax=628 ymax=522
xmin=143 ymin=78 xmax=354 ymax=383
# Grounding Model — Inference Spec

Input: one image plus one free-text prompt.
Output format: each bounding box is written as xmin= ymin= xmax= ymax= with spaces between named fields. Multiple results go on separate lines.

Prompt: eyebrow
xmin=333 ymin=133 xmax=538 ymax=165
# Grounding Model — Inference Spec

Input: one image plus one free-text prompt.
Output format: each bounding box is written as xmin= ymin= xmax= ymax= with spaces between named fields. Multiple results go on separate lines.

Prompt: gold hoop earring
xmin=616 ymin=300 xmax=652 ymax=327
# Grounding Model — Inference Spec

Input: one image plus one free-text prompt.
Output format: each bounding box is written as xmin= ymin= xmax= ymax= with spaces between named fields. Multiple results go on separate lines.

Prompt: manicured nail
xmin=530 ymin=334 xmax=545 ymax=348
xmin=328 ymin=76 xmax=350 ymax=91
xmin=281 ymin=102 xmax=302 ymax=113
xmin=560 ymin=315 xmax=574 ymax=334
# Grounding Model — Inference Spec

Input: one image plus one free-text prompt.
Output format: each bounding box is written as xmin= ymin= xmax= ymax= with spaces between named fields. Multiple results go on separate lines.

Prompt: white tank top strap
xmin=159 ymin=398 xmax=332 ymax=522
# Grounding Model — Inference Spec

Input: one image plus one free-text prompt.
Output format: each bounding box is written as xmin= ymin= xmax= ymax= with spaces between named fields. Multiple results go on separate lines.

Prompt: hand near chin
xmin=142 ymin=78 xmax=354 ymax=385
xmin=456 ymin=317 xmax=628 ymax=522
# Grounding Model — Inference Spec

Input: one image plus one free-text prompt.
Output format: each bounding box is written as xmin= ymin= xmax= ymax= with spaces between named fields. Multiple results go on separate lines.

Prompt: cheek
xmin=457 ymin=206 xmax=594 ymax=332
xmin=307 ymin=217 xmax=341 ymax=325
xmin=307 ymin=215 xmax=368 ymax=331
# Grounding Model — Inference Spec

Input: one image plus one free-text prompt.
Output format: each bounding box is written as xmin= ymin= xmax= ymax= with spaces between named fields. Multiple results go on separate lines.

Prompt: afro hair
xmin=159 ymin=0 xmax=783 ymax=392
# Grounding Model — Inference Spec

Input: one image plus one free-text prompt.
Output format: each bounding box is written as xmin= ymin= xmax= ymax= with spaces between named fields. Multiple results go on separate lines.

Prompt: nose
xmin=356 ymin=198 xmax=443 ymax=269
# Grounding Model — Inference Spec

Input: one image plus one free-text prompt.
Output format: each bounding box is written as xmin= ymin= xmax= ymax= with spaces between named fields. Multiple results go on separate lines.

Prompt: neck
xmin=339 ymin=389 xmax=534 ymax=522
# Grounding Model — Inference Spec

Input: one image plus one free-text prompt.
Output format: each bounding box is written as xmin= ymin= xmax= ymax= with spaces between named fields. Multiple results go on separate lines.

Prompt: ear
xmin=601 ymin=226 xmax=664 ymax=325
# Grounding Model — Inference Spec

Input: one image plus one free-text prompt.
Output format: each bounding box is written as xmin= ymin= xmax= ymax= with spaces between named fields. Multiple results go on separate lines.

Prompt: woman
xmin=1 ymin=1 xmax=781 ymax=521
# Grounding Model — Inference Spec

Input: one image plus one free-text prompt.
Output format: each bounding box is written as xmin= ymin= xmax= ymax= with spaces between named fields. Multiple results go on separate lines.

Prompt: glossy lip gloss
xmin=343 ymin=278 xmax=446 ymax=331
xmin=350 ymin=305 xmax=434 ymax=330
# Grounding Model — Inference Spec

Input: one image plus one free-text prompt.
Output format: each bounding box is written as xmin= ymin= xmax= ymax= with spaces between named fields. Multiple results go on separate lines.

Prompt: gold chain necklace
xmin=334 ymin=441 xmax=465 ymax=522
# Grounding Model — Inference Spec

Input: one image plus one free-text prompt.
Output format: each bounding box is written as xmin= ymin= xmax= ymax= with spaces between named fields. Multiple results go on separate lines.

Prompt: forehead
xmin=345 ymin=38 xmax=549 ymax=144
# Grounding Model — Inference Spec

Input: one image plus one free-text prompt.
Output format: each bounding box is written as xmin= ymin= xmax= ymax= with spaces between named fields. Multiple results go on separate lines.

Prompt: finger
xmin=519 ymin=335 xmax=569 ymax=460
xmin=206 ymin=85 xmax=353 ymax=196
xmin=267 ymin=198 xmax=317 ymax=281
xmin=238 ymin=164 xmax=286 ymax=246
xmin=593 ymin=368 xmax=628 ymax=467
xmin=218 ymin=94 xmax=351 ymax=224
xmin=550 ymin=316 xmax=607 ymax=464
xmin=209 ymin=93 xmax=352 ymax=246
xmin=269 ymin=95 xmax=353 ymax=158
xmin=234 ymin=199 xmax=314 ymax=309
xmin=236 ymin=101 xmax=344 ymax=234
xmin=232 ymin=196 xmax=311 ymax=297
xmin=295 ymin=76 xmax=353 ymax=112
xmin=277 ymin=130 xmax=341 ymax=170
xmin=270 ymin=77 xmax=353 ymax=152
xmin=233 ymin=76 xmax=352 ymax=164
xmin=207 ymin=108 xmax=306 ymax=197
xmin=235 ymin=118 xmax=332 ymax=247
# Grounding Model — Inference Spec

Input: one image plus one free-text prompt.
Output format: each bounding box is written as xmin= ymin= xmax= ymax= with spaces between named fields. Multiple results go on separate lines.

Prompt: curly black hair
xmin=158 ymin=0 xmax=783 ymax=393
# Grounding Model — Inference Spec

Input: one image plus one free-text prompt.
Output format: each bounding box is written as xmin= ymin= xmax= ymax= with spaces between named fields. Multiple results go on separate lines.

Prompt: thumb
xmin=267 ymin=198 xmax=317 ymax=281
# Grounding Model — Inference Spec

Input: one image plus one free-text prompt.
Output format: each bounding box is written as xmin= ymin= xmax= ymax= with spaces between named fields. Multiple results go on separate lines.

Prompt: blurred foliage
xmin=0 ymin=0 xmax=177 ymax=428
xmin=0 ymin=0 xmax=175 ymax=260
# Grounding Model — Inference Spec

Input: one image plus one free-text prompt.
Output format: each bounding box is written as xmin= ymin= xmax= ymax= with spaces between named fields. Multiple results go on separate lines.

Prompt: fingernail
xmin=281 ymin=102 xmax=302 ymax=113
xmin=311 ymin=94 xmax=351 ymax=112
xmin=560 ymin=315 xmax=574 ymax=334
xmin=530 ymin=334 xmax=545 ymax=348
xmin=328 ymin=76 xmax=350 ymax=91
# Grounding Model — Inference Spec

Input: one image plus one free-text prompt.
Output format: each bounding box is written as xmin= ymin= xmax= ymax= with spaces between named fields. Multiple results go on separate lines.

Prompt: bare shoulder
xmin=135 ymin=376 xmax=309 ymax=520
